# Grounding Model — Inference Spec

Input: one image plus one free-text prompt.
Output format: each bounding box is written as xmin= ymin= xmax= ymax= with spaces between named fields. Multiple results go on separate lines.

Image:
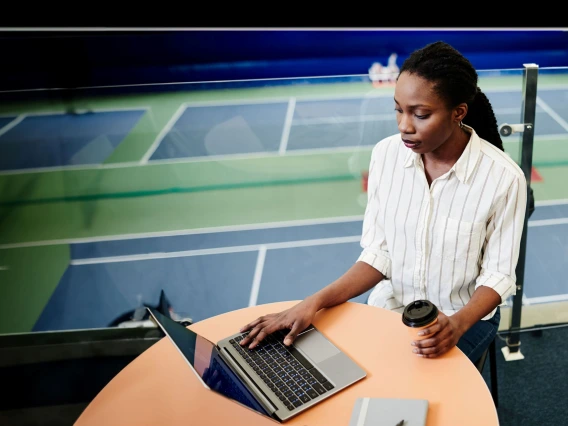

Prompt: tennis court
xmin=1 ymin=70 xmax=567 ymax=334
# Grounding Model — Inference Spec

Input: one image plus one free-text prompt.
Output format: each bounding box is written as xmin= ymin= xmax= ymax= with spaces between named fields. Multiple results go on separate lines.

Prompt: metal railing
xmin=499 ymin=63 xmax=539 ymax=360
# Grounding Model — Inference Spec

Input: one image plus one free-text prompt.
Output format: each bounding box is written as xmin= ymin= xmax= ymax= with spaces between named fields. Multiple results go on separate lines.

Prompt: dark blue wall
xmin=1 ymin=30 xmax=568 ymax=91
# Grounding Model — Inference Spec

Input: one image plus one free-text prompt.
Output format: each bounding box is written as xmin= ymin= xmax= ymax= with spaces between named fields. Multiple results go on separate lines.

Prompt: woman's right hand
xmin=238 ymin=298 xmax=319 ymax=349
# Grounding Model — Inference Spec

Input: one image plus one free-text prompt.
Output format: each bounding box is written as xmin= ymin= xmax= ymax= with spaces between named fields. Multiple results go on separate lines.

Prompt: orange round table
xmin=75 ymin=301 xmax=499 ymax=426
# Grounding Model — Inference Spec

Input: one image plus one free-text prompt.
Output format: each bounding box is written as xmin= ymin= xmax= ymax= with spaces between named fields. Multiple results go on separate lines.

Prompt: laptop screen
xmin=147 ymin=308 xmax=273 ymax=419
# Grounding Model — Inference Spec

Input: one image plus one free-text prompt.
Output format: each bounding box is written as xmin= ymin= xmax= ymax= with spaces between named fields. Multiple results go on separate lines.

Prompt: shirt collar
xmin=452 ymin=124 xmax=481 ymax=184
xmin=403 ymin=141 xmax=419 ymax=168
xmin=402 ymin=124 xmax=481 ymax=184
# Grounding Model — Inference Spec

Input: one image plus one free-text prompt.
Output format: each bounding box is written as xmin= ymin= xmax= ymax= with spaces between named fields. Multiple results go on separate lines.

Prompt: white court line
xmin=500 ymin=133 xmax=568 ymax=145
xmin=140 ymin=103 xmax=188 ymax=164
xmin=536 ymin=96 xmax=568 ymax=132
xmin=279 ymin=97 xmax=296 ymax=155
xmin=480 ymin=85 xmax=568 ymax=93
xmin=494 ymin=107 xmax=527 ymax=114
xmin=1 ymin=67 xmax=566 ymax=93
xmin=299 ymin=91 xmax=393 ymax=101
xmin=160 ymin=92 xmax=397 ymax=108
xmin=185 ymin=97 xmax=293 ymax=107
xmin=69 ymin=235 xmax=362 ymax=266
xmin=1 ymin=204 xmax=567 ymax=250
xmin=0 ymin=73 xmax=373 ymax=93
xmin=177 ymin=88 xmax=562 ymax=109
xmin=289 ymin=107 xmax=567 ymax=126
xmin=0 ymin=215 xmax=365 ymax=249
xmin=63 ymin=216 xmax=568 ymax=266
xmin=180 ymin=93 xmax=393 ymax=108
xmin=276 ymin=145 xmax=373 ymax=155
xmin=145 ymin=144 xmax=374 ymax=166
xmin=249 ymin=245 xmax=267 ymax=307
xmin=8 ymin=135 xmax=566 ymax=176
xmin=7 ymin=129 xmax=567 ymax=175
xmin=294 ymin=113 xmax=393 ymax=125
xmin=528 ymin=133 xmax=568 ymax=141
xmin=0 ymin=115 xmax=26 ymax=138
xmin=0 ymin=144 xmax=373 ymax=175
xmin=0 ymin=107 xmax=149 ymax=120
xmin=57 ymin=134 xmax=568 ymax=168
xmin=528 ymin=218 xmax=568 ymax=227
xmin=0 ymin=161 xmax=141 ymax=176
xmin=535 ymin=198 xmax=568 ymax=206
xmin=524 ymin=294 xmax=568 ymax=304
xmin=23 ymin=106 xmax=150 ymax=116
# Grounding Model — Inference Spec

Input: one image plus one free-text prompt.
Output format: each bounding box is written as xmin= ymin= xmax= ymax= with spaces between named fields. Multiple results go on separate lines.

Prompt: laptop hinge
xmin=220 ymin=346 xmax=279 ymax=414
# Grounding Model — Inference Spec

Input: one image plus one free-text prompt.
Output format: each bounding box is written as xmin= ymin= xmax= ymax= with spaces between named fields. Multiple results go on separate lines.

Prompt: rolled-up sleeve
xmin=357 ymin=144 xmax=391 ymax=278
xmin=475 ymin=173 xmax=527 ymax=303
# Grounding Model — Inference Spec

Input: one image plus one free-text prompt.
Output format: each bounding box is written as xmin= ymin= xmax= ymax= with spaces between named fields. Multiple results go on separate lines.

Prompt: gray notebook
xmin=348 ymin=397 xmax=429 ymax=426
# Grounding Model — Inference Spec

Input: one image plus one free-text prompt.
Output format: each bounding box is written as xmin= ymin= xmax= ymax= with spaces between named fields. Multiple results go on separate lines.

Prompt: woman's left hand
xmin=411 ymin=312 xmax=465 ymax=358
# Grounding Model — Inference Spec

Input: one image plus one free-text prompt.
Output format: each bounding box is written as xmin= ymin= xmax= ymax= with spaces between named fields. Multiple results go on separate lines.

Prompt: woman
xmin=239 ymin=41 xmax=528 ymax=364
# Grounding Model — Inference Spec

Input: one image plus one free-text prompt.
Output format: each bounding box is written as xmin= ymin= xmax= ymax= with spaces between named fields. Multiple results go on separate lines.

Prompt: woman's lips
xmin=403 ymin=139 xmax=420 ymax=148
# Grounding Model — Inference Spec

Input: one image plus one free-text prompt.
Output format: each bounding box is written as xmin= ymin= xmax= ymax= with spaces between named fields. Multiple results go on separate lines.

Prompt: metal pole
xmin=505 ymin=63 xmax=539 ymax=359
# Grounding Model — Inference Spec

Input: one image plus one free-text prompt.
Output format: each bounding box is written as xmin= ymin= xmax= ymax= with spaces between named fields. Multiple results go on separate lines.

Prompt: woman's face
xmin=394 ymin=71 xmax=464 ymax=155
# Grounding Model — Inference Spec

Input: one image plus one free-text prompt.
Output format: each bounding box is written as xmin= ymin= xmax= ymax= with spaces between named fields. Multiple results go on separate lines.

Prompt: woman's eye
xmin=415 ymin=114 xmax=429 ymax=119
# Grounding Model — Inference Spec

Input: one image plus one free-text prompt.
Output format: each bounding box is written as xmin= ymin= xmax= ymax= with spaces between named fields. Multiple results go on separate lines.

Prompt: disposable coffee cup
xmin=402 ymin=300 xmax=439 ymax=340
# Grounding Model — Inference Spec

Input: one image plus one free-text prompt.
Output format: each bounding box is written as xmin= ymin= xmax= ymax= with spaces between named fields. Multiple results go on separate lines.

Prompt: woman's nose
xmin=398 ymin=115 xmax=413 ymax=134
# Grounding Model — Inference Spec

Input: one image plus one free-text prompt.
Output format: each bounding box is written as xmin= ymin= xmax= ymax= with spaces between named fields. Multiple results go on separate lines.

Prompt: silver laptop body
xmin=147 ymin=307 xmax=366 ymax=422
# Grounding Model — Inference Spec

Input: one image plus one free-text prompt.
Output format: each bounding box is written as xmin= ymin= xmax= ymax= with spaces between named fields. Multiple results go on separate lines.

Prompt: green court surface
xmin=1 ymin=73 xmax=568 ymax=334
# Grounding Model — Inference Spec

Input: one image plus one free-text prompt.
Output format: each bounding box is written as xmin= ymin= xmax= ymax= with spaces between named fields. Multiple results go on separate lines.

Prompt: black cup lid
xmin=402 ymin=300 xmax=439 ymax=327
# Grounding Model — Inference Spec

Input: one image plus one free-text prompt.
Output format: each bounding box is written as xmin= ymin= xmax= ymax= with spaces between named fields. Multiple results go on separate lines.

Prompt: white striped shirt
xmin=358 ymin=125 xmax=527 ymax=320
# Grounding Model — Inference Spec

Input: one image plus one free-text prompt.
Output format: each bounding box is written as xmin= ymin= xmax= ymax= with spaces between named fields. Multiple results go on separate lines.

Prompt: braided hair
xmin=398 ymin=41 xmax=536 ymax=217
xmin=398 ymin=41 xmax=505 ymax=152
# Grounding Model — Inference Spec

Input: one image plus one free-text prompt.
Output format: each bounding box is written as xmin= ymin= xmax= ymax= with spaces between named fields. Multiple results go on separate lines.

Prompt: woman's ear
xmin=454 ymin=103 xmax=468 ymax=123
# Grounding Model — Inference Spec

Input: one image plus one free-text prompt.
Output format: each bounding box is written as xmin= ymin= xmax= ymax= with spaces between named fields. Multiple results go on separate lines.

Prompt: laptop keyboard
xmin=230 ymin=328 xmax=335 ymax=411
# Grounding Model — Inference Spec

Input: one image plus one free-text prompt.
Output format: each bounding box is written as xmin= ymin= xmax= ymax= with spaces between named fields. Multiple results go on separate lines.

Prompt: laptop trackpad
xmin=294 ymin=331 xmax=340 ymax=364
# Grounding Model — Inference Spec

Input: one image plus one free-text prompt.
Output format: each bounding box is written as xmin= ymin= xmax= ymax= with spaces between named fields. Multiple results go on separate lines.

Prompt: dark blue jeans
xmin=456 ymin=307 xmax=501 ymax=364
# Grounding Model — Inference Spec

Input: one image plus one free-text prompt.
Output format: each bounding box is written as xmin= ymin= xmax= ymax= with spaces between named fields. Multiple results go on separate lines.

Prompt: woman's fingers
xmin=239 ymin=322 xmax=265 ymax=346
xmin=283 ymin=321 xmax=306 ymax=346
xmin=239 ymin=316 xmax=264 ymax=333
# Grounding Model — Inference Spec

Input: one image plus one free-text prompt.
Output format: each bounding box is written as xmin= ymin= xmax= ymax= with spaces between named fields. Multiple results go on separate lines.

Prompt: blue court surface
xmin=144 ymin=89 xmax=568 ymax=162
xmin=0 ymin=116 xmax=15 ymax=130
xmin=1 ymin=89 xmax=568 ymax=173
xmin=33 ymin=201 xmax=568 ymax=331
xmin=0 ymin=109 xmax=146 ymax=171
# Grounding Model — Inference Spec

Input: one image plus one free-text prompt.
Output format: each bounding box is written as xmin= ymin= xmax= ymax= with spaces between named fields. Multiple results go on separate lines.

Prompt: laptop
xmin=147 ymin=307 xmax=367 ymax=422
